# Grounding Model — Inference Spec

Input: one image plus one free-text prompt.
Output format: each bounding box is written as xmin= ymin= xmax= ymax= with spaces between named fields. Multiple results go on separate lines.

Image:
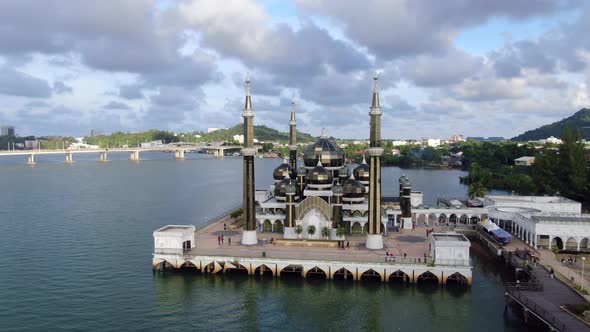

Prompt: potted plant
xmin=295 ymin=225 xmax=303 ymax=239
xmin=321 ymin=226 xmax=330 ymax=239
xmin=307 ymin=225 xmax=316 ymax=238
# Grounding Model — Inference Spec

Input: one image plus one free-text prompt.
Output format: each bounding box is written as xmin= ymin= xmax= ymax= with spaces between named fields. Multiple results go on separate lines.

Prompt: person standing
xmin=228 ymin=237 xmax=231 ymax=246
xmin=221 ymin=235 xmax=224 ymax=244
xmin=550 ymin=267 xmax=555 ymax=279
xmin=217 ymin=236 xmax=221 ymax=246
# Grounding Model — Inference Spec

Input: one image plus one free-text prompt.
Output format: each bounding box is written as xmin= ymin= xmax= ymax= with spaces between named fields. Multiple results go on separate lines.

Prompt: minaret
xmin=241 ymin=78 xmax=258 ymax=245
xmin=366 ymin=75 xmax=384 ymax=250
xmin=288 ymin=100 xmax=297 ymax=179
xmin=401 ymin=178 xmax=412 ymax=229
xmin=283 ymin=183 xmax=297 ymax=239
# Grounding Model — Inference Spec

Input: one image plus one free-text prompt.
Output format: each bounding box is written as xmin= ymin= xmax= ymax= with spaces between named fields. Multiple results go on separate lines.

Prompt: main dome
xmin=303 ymin=128 xmax=344 ymax=168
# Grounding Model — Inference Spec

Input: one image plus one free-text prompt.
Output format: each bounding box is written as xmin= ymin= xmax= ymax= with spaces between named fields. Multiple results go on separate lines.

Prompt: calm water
xmin=0 ymin=153 xmax=522 ymax=331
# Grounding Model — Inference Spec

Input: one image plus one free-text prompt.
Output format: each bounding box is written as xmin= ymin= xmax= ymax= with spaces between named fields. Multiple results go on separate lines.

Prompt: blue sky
xmin=0 ymin=0 xmax=588 ymax=139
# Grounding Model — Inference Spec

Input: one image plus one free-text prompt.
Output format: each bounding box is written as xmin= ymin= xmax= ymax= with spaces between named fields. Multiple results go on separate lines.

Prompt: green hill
xmin=203 ymin=124 xmax=315 ymax=143
xmin=512 ymin=108 xmax=590 ymax=141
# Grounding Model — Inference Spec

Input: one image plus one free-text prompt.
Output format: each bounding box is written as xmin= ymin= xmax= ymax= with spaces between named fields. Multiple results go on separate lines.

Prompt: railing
xmin=385 ymin=256 xmax=434 ymax=265
xmin=505 ymin=281 xmax=543 ymax=291
xmin=506 ymin=289 xmax=568 ymax=332
xmin=154 ymin=248 xmax=185 ymax=255
xmin=195 ymin=204 xmax=242 ymax=231
xmin=433 ymin=258 xmax=471 ymax=267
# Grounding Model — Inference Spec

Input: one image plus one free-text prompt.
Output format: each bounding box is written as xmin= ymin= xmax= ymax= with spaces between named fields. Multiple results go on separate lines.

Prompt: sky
xmin=0 ymin=0 xmax=589 ymax=139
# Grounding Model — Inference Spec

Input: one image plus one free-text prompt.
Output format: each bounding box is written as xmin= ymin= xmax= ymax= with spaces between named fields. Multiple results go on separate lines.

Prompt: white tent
xmin=479 ymin=219 xmax=499 ymax=232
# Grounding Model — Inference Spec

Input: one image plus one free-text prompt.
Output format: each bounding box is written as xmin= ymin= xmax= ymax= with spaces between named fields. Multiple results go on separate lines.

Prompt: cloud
xmin=296 ymin=0 xmax=577 ymax=59
xmin=0 ymin=65 xmax=51 ymax=98
xmin=452 ymin=78 xmax=527 ymax=101
xmin=53 ymin=81 xmax=73 ymax=94
xmin=119 ymin=84 xmax=144 ymax=99
xmin=399 ymin=49 xmax=484 ymax=87
xmin=103 ymin=101 xmax=132 ymax=110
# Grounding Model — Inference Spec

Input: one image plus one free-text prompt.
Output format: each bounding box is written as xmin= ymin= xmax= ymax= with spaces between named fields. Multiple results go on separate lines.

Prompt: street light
xmin=582 ymin=257 xmax=586 ymax=292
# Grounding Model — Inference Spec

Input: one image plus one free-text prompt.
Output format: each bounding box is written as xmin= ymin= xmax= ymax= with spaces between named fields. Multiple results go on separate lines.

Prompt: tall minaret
xmin=241 ymin=78 xmax=258 ymax=245
xmin=366 ymin=75 xmax=384 ymax=250
xmin=288 ymin=100 xmax=297 ymax=179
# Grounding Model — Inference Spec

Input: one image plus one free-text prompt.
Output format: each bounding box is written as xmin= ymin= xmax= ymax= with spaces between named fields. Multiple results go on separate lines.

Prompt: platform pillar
xmin=27 ymin=154 xmax=36 ymax=165
xmin=100 ymin=151 xmax=109 ymax=162
xmin=65 ymin=153 xmax=74 ymax=164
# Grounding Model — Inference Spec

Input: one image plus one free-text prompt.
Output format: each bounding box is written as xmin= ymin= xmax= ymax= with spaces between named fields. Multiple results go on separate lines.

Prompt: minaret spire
xmin=241 ymin=76 xmax=257 ymax=245
xmin=366 ymin=74 xmax=384 ymax=250
xmin=288 ymin=99 xmax=297 ymax=179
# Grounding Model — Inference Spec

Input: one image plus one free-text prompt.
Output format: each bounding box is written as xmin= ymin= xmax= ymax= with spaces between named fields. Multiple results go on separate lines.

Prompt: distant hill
xmin=202 ymin=124 xmax=316 ymax=143
xmin=512 ymin=108 xmax=590 ymax=141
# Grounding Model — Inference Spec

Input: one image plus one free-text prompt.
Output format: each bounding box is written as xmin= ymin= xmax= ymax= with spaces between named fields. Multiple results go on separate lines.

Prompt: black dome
xmin=273 ymin=161 xmax=292 ymax=180
xmin=306 ymin=164 xmax=333 ymax=185
xmin=343 ymin=176 xmax=366 ymax=198
xmin=303 ymin=129 xmax=344 ymax=168
xmin=274 ymin=177 xmax=298 ymax=198
xmin=353 ymin=159 xmax=370 ymax=183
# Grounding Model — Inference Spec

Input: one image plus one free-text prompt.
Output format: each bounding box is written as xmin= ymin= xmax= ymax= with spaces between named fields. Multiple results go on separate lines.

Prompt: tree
xmin=321 ymin=226 xmax=330 ymax=239
xmin=336 ymin=227 xmax=346 ymax=238
xmin=559 ymin=126 xmax=588 ymax=200
xmin=261 ymin=142 xmax=273 ymax=153
xmin=307 ymin=225 xmax=316 ymax=237
xmin=468 ymin=182 xmax=487 ymax=199
xmin=295 ymin=225 xmax=303 ymax=239
xmin=531 ymin=151 xmax=560 ymax=195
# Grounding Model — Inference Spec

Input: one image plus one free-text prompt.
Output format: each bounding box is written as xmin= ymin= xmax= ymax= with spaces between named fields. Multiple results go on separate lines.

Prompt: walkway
xmin=539 ymin=250 xmax=590 ymax=301
xmin=506 ymin=250 xmax=590 ymax=331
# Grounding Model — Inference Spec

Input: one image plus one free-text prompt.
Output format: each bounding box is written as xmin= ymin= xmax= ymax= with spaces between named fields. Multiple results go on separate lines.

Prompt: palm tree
xmin=468 ymin=182 xmax=487 ymax=199
xmin=321 ymin=226 xmax=330 ymax=239
xmin=295 ymin=225 xmax=303 ymax=239
xmin=307 ymin=225 xmax=316 ymax=238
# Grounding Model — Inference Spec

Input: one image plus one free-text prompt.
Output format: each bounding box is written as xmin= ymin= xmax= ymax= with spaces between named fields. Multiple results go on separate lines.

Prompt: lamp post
xmin=582 ymin=257 xmax=586 ymax=292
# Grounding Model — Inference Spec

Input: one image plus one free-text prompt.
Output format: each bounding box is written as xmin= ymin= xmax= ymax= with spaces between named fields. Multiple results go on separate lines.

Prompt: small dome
xmin=338 ymin=167 xmax=349 ymax=179
xmin=303 ymin=128 xmax=344 ymax=168
xmin=402 ymin=178 xmax=411 ymax=188
xmin=285 ymin=183 xmax=297 ymax=195
xmin=353 ymin=156 xmax=370 ymax=183
xmin=297 ymin=167 xmax=308 ymax=177
xmin=343 ymin=175 xmax=366 ymax=198
xmin=274 ymin=177 xmax=298 ymax=198
xmin=399 ymin=175 xmax=407 ymax=183
xmin=306 ymin=162 xmax=333 ymax=186
xmin=332 ymin=184 xmax=343 ymax=195
xmin=273 ymin=160 xmax=292 ymax=180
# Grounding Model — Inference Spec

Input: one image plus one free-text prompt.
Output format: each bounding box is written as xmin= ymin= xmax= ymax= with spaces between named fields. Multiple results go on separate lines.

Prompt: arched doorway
xmin=254 ymin=264 xmax=274 ymax=277
xmin=446 ymin=272 xmax=468 ymax=286
xmin=332 ymin=268 xmax=354 ymax=281
xmin=305 ymin=266 xmax=327 ymax=279
xmin=580 ymin=238 xmax=590 ymax=251
xmin=416 ymin=271 xmax=439 ymax=285
xmin=439 ymin=214 xmax=447 ymax=224
xmin=360 ymin=269 xmax=381 ymax=282
xmin=551 ymin=237 xmax=564 ymax=250
xmin=428 ymin=214 xmax=437 ymax=225
xmin=280 ymin=265 xmax=303 ymax=279
xmin=565 ymin=237 xmax=578 ymax=251
xmin=459 ymin=215 xmax=468 ymax=224
xmin=449 ymin=214 xmax=458 ymax=224
xmin=273 ymin=220 xmax=283 ymax=233
xmin=389 ymin=270 xmax=410 ymax=284
xmin=351 ymin=222 xmax=362 ymax=235
xmin=263 ymin=219 xmax=272 ymax=232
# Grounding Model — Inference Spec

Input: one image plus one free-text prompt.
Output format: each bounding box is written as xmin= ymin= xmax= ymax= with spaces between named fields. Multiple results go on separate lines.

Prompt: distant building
xmin=207 ymin=127 xmax=226 ymax=133
xmin=450 ymin=134 xmax=465 ymax=143
xmin=514 ymin=156 xmax=535 ymax=166
xmin=233 ymin=134 xmax=244 ymax=144
xmin=90 ymin=129 xmax=101 ymax=137
xmin=141 ymin=140 xmax=164 ymax=148
xmin=1 ymin=126 xmax=15 ymax=136
xmin=24 ymin=140 xmax=40 ymax=149
xmin=423 ymin=138 xmax=441 ymax=147
xmin=391 ymin=140 xmax=407 ymax=146
xmin=538 ymin=136 xmax=563 ymax=145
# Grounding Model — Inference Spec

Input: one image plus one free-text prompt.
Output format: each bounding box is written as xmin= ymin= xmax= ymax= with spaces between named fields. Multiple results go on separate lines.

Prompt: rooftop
xmin=432 ymin=233 xmax=469 ymax=242
xmin=486 ymin=195 xmax=579 ymax=204
xmin=530 ymin=215 xmax=590 ymax=224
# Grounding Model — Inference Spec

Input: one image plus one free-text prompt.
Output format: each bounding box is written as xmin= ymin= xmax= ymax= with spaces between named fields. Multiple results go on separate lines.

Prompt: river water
xmin=0 ymin=153 xmax=526 ymax=331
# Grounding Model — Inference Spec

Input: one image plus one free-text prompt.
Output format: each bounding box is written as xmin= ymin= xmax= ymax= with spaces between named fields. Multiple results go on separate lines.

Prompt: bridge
xmin=0 ymin=145 xmax=248 ymax=165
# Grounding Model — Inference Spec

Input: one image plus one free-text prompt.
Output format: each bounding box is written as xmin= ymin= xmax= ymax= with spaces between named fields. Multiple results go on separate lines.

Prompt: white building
xmin=431 ymin=233 xmax=471 ymax=266
xmin=423 ymin=138 xmax=441 ymax=147
xmin=485 ymin=195 xmax=590 ymax=251
xmin=514 ymin=156 xmax=535 ymax=166
xmin=207 ymin=128 xmax=226 ymax=133
xmin=153 ymin=225 xmax=196 ymax=254
xmin=542 ymin=136 xmax=563 ymax=144
xmin=392 ymin=140 xmax=408 ymax=146
xmin=141 ymin=140 xmax=164 ymax=148
xmin=233 ymin=134 xmax=244 ymax=144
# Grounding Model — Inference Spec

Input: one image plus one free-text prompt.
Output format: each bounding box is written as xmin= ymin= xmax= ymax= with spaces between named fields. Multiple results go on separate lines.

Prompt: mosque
xmin=240 ymin=76 xmax=411 ymax=249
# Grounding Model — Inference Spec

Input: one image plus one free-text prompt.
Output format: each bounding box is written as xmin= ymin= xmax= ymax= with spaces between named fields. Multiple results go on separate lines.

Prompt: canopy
xmin=479 ymin=219 xmax=499 ymax=232
xmin=491 ymin=228 xmax=512 ymax=240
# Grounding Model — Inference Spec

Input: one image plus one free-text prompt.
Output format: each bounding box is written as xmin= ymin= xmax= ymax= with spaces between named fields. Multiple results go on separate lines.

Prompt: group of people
xmin=217 ymin=235 xmax=231 ymax=246
xmin=561 ymin=256 xmax=577 ymax=266
xmin=337 ymin=240 xmax=349 ymax=250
